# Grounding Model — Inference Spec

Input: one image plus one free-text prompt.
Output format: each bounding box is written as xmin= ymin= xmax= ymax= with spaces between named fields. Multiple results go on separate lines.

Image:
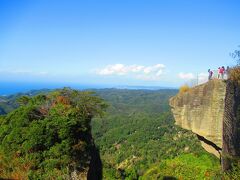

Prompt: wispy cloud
xmin=95 ymin=64 xmax=166 ymax=81
xmin=178 ymin=72 xmax=209 ymax=86
xmin=198 ymin=73 xmax=208 ymax=84
xmin=178 ymin=72 xmax=195 ymax=80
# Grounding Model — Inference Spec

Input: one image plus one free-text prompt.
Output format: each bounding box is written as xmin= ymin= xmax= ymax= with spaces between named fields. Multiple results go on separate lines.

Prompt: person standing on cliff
xmin=220 ymin=66 xmax=225 ymax=79
xmin=226 ymin=66 xmax=230 ymax=79
xmin=208 ymin=69 xmax=213 ymax=80
xmin=218 ymin=67 xmax=221 ymax=79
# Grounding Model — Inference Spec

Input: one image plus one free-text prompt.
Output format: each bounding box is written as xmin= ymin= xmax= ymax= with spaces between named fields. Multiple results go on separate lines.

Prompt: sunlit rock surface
xmin=169 ymin=79 xmax=226 ymax=157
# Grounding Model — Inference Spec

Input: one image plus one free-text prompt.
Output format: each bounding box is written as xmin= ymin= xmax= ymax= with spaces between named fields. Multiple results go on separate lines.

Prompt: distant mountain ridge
xmin=0 ymin=89 xmax=51 ymax=115
xmin=114 ymin=85 xmax=177 ymax=90
xmin=0 ymin=87 xmax=177 ymax=115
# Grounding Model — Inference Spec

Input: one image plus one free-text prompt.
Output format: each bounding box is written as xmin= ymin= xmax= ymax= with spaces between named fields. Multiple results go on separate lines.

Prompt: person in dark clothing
xmin=208 ymin=69 xmax=213 ymax=80
xmin=220 ymin=66 xmax=225 ymax=79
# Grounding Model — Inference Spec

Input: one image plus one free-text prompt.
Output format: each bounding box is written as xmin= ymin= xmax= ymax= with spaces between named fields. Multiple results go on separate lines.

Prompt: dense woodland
xmin=0 ymin=88 xmax=239 ymax=179
xmin=0 ymin=89 xmax=107 ymax=179
xmin=92 ymin=89 xmax=221 ymax=179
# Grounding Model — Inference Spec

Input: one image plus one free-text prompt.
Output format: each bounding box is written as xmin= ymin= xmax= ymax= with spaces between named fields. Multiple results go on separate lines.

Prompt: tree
xmin=230 ymin=46 xmax=240 ymax=65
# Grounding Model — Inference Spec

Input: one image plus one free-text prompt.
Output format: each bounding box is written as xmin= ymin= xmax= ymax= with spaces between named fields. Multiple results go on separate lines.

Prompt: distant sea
xmin=0 ymin=82 xmax=176 ymax=95
xmin=0 ymin=82 xmax=105 ymax=95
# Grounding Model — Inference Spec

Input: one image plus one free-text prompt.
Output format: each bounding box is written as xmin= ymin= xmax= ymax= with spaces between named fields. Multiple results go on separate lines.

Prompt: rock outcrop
xmin=169 ymin=80 xmax=226 ymax=157
xmin=71 ymin=144 xmax=102 ymax=180
xmin=169 ymin=79 xmax=240 ymax=171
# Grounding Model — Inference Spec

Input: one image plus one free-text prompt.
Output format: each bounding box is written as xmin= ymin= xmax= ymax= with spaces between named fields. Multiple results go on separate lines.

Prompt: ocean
xmin=0 ymin=82 xmax=176 ymax=95
xmin=0 ymin=82 xmax=108 ymax=95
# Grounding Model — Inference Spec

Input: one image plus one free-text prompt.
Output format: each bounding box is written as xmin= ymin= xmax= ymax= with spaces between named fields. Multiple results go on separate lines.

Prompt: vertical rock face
xmin=71 ymin=138 xmax=103 ymax=180
xmin=169 ymin=80 xmax=226 ymax=157
xmin=222 ymin=81 xmax=240 ymax=171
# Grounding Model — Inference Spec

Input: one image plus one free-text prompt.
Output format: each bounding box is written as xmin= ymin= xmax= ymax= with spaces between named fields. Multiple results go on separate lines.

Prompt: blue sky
xmin=0 ymin=0 xmax=240 ymax=87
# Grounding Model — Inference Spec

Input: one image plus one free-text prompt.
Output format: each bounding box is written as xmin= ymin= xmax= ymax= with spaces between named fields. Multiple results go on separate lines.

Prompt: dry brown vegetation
xmin=229 ymin=66 xmax=240 ymax=85
xmin=0 ymin=152 xmax=31 ymax=179
xmin=179 ymin=85 xmax=191 ymax=94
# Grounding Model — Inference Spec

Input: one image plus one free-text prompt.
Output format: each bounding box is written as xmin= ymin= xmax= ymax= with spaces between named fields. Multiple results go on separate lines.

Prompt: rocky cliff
xmin=222 ymin=80 xmax=240 ymax=171
xmin=169 ymin=79 xmax=240 ymax=171
xmin=169 ymin=80 xmax=226 ymax=157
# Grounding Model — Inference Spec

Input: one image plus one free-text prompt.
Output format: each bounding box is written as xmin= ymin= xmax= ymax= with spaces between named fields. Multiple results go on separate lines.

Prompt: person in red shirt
xmin=220 ymin=66 xmax=225 ymax=79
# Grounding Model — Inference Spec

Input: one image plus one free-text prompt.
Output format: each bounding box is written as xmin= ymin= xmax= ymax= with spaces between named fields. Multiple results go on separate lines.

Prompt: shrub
xmin=179 ymin=85 xmax=190 ymax=94
xmin=229 ymin=66 xmax=240 ymax=85
xmin=223 ymin=162 xmax=240 ymax=179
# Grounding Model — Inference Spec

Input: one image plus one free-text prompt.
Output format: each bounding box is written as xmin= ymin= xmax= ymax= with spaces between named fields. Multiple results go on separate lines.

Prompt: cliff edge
xmin=169 ymin=79 xmax=240 ymax=171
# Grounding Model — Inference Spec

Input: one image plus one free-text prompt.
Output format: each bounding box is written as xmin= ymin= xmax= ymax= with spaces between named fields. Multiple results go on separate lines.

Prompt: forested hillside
xmin=0 ymin=88 xmax=225 ymax=179
xmin=92 ymin=89 xmax=221 ymax=179
xmin=0 ymin=88 xmax=107 ymax=179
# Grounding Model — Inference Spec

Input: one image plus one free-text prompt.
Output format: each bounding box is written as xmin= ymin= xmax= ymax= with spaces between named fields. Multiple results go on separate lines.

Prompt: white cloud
xmin=97 ymin=64 xmax=128 ymax=75
xmin=198 ymin=73 xmax=208 ymax=84
xmin=95 ymin=63 xmax=166 ymax=81
xmin=178 ymin=72 xmax=195 ymax=80
xmin=178 ymin=72 xmax=210 ymax=86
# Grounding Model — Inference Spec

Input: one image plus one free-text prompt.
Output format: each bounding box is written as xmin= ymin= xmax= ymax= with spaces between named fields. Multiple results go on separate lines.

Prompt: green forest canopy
xmin=1 ymin=88 xmax=239 ymax=179
xmin=0 ymin=88 xmax=107 ymax=179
